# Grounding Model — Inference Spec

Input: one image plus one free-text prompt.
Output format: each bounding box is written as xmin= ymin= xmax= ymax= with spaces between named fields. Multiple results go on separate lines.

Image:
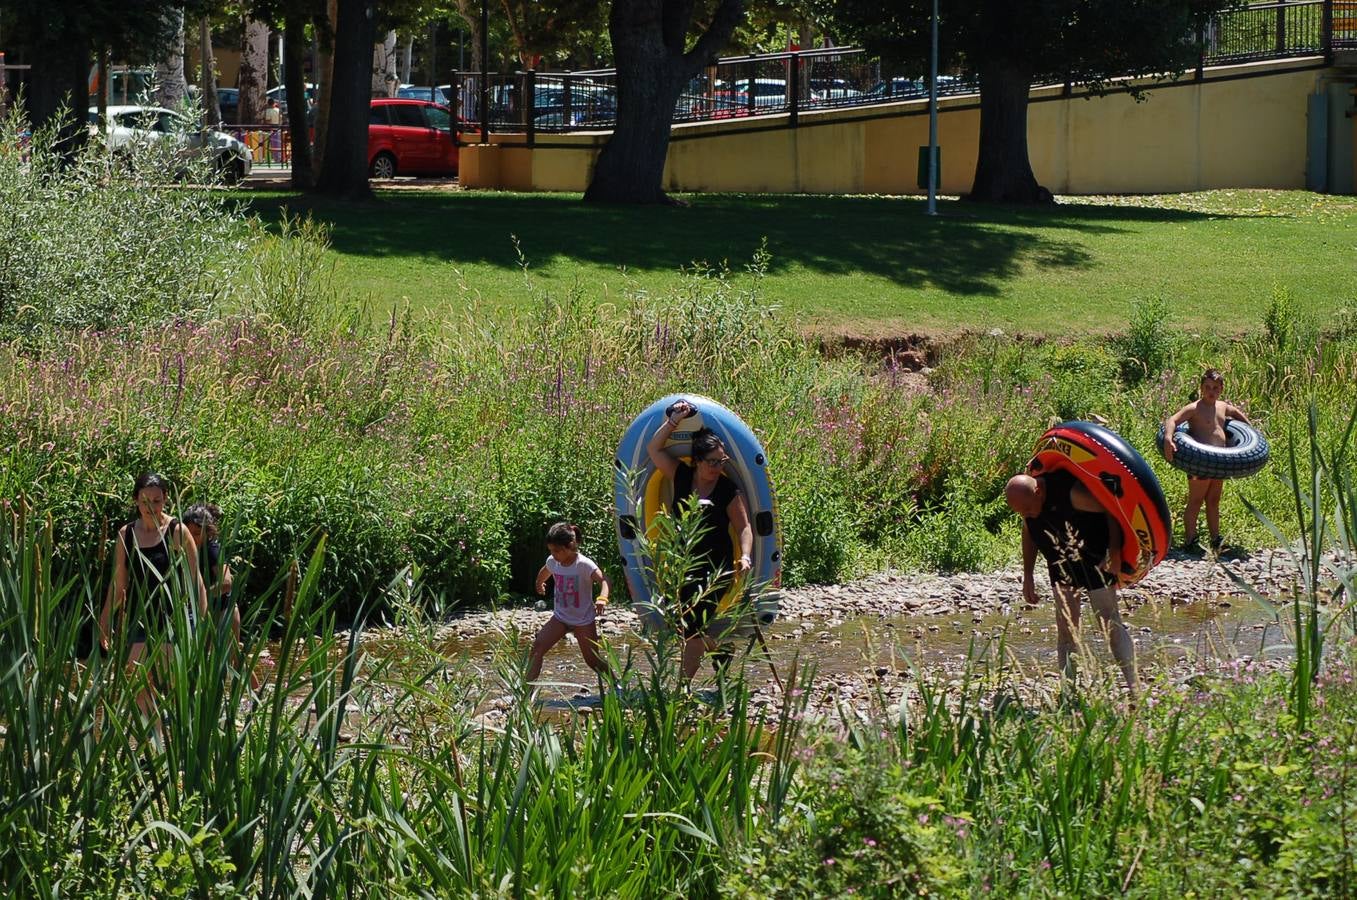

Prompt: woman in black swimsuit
xmin=98 ymin=473 xmax=209 ymax=719
xmin=647 ymin=400 xmax=754 ymax=680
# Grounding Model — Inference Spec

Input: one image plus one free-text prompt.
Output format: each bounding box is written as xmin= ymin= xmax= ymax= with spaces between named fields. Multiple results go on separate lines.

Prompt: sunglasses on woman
xmin=699 ymin=455 xmax=730 ymax=467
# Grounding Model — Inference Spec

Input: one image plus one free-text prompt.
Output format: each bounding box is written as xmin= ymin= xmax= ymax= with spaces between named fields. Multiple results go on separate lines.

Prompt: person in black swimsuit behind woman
xmin=647 ymin=400 xmax=754 ymax=681
xmin=1005 ymin=468 xmax=1137 ymax=697
xmin=182 ymin=502 xmax=259 ymax=690
xmin=98 ymin=473 xmax=209 ymax=721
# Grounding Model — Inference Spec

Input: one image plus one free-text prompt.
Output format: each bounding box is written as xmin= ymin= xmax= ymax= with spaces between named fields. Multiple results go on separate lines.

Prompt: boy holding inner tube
xmin=1005 ymin=471 xmax=1137 ymax=697
xmin=1161 ymin=369 xmax=1251 ymax=553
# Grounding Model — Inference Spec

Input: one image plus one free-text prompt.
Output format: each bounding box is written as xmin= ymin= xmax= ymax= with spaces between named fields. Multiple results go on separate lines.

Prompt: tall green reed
xmin=0 ymin=495 xmax=399 ymax=896
xmin=1228 ymin=401 xmax=1357 ymax=733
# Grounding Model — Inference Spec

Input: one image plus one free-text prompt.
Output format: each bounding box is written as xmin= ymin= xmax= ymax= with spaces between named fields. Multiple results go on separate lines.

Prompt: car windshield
xmin=113 ymin=111 xmax=153 ymax=129
xmin=399 ymin=86 xmax=446 ymax=103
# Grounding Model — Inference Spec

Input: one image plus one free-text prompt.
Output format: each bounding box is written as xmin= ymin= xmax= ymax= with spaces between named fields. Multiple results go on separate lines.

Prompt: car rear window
xmin=369 ymin=105 xmax=391 ymax=126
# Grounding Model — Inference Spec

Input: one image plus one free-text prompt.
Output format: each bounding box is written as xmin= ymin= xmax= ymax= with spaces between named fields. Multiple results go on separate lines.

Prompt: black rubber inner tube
xmin=1155 ymin=420 xmax=1270 ymax=480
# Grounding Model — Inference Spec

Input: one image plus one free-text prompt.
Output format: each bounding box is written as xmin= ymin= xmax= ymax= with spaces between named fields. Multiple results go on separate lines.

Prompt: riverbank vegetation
xmin=6 ymin=113 xmax=1357 ymax=614
xmin=3 ymin=488 xmax=1354 ymax=896
xmin=3 ymin=224 xmax=1355 ymax=612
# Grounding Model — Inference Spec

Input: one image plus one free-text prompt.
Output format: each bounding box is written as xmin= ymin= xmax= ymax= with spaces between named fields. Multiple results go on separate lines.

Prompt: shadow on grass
xmin=238 ymin=190 xmax=1236 ymax=298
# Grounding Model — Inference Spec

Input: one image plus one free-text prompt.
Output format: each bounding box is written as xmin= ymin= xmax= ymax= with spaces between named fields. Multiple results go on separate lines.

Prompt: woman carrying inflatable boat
xmin=645 ymin=399 xmax=755 ymax=680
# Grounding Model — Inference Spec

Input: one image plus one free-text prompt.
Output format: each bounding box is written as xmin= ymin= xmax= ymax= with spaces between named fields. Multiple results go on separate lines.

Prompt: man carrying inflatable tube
xmin=1005 ymin=470 xmax=1138 ymax=697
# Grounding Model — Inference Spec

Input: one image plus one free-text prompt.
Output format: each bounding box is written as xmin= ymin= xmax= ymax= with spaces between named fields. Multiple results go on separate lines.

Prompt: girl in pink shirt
xmin=526 ymin=522 xmax=611 ymax=684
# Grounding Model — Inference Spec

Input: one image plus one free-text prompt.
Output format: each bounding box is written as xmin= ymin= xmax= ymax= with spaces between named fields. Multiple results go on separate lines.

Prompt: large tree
xmin=498 ymin=0 xmax=607 ymax=70
xmin=814 ymin=0 xmax=1234 ymax=204
xmin=583 ymin=0 xmax=747 ymax=205
xmin=4 ymin=0 xmax=186 ymax=146
xmin=238 ymin=16 xmax=270 ymax=123
xmin=154 ymin=9 xmax=189 ymax=110
xmin=312 ymin=0 xmax=378 ymax=197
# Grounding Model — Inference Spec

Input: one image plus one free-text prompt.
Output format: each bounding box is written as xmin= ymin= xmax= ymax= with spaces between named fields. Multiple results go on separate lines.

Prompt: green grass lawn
xmin=240 ymin=187 xmax=1357 ymax=337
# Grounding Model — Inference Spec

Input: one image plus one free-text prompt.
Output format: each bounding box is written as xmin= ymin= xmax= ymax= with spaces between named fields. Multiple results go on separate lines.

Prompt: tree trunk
xmin=239 ymin=18 xmax=270 ymax=124
xmin=285 ymin=13 xmax=314 ymax=188
xmin=25 ymin=24 xmax=90 ymax=158
xmin=584 ymin=55 xmax=685 ymax=204
xmin=155 ymin=9 xmax=188 ymax=110
xmin=199 ymin=16 xmax=222 ymax=127
xmin=314 ymin=0 xmax=377 ymax=198
xmin=968 ymin=60 xmax=1052 ymax=205
xmin=375 ymin=31 xmax=398 ymax=97
xmin=585 ymin=0 xmax=747 ymax=205
xmin=312 ymin=0 xmax=338 ymax=180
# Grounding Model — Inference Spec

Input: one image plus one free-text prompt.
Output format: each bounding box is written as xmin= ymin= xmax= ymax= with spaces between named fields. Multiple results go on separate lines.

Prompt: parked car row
xmin=83 ymin=73 xmax=963 ymax=187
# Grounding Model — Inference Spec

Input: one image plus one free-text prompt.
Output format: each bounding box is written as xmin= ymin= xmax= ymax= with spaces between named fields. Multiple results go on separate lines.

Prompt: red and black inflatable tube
xmin=1026 ymin=421 xmax=1172 ymax=586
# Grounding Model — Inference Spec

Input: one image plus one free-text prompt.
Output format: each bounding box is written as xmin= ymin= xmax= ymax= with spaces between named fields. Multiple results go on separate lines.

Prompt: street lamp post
xmin=927 ymin=0 xmax=939 ymax=215
xmin=479 ymin=0 xmax=489 ymax=144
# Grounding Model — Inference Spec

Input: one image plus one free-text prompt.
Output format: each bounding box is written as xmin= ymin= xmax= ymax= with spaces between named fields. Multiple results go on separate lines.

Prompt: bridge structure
xmin=456 ymin=0 xmax=1357 ymax=196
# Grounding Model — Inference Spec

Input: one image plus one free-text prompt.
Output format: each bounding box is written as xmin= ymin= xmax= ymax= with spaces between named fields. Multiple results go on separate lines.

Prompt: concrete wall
xmin=462 ymin=57 xmax=1347 ymax=196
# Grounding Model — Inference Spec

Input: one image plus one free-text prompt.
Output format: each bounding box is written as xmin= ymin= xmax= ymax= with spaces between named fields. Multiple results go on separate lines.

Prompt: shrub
xmin=777 ymin=461 xmax=863 ymax=585
xmin=1116 ymin=295 xmax=1177 ymax=384
xmin=902 ymin=477 xmax=1000 ymax=573
xmin=722 ymin=744 xmax=963 ymax=898
xmin=0 ymin=109 xmax=246 ymax=343
xmin=1043 ymin=342 xmax=1119 ymax=421
xmin=1264 ymin=285 xmax=1300 ymax=352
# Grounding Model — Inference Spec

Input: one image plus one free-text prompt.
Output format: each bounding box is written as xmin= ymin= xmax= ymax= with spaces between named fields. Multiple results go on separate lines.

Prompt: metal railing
xmin=221 ymin=124 xmax=293 ymax=167
xmin=450 ymin=1 xmax=1352 ymax=140
xmin=1204 ymin=0 xmax=1327 ymax=63
xmin=1333 ymin=0 xmax=1357 ymax=47
xmin=451 ymin=48 xmax=979 ymax=137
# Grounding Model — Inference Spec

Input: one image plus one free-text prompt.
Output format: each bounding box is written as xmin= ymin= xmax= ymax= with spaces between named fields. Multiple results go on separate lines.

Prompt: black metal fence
xmin=1205 ymin=0 xmax=1327 ymax=62
xmin=451 ymin=48 xmax=980 ymax=136
xmin=452 ymin=1 xmax=1354 ymax=139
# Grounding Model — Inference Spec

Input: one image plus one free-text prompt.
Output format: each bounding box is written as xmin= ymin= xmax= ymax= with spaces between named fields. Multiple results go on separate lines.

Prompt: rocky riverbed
xmin=371 ymin=546 xmax=1319 ymax=726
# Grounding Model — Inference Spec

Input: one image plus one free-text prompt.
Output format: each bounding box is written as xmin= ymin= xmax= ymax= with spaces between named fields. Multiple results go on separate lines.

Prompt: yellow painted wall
xmin=459 ymin=59 xmax=1336 ymax=196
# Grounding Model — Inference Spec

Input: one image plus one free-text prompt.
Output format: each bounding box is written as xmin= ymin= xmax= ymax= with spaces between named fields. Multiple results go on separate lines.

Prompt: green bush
xmin=722 ymin=745 xmax=963 ymax=898
xmin=778 ymin=460 xmax=863 ymax=585
xmin=1264 ymin=285 xmax=1301 ymax=352
xmin=0 ymin=109 xmax=246 ymax=343
xmin=903 ymin=477 xmax=1001 ymax=573
xmin=1116 ymin=295 xmax=1177 ymax=384
xmin=1044 ymin=342 xmax=1119 ymax=421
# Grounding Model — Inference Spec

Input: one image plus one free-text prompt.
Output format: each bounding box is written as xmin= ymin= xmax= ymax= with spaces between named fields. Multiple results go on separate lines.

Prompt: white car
xmin=88 ymin=105 xmax=252 ymax=183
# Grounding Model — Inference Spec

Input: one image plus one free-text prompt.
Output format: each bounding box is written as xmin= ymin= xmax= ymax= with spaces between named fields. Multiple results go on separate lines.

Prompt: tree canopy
xmin=4 ymin=0 xmax=194 ymax=136
xmin=813 ymin=0 xmax=1237 ymax=202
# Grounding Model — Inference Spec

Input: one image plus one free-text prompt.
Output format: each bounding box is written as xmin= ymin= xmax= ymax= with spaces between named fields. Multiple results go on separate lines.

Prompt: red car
xmin=368 ymin=98 xmax=459 ymax=179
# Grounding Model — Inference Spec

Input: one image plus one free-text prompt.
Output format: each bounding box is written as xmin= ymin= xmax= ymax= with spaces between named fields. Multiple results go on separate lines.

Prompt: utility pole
xmin=927 ymin=0 xmax=939 ymax=216
xmin=479 ymin=0 xmax=489 ymax=143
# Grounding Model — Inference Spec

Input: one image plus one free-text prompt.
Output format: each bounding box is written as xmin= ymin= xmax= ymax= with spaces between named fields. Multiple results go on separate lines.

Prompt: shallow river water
xmin=348 ymin=547 xmax=1306 ymax=724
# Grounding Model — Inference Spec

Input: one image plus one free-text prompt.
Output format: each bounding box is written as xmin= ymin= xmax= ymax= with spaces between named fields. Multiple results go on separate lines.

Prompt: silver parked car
xmin=89 ymin=105 xmax=252 ymax=183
